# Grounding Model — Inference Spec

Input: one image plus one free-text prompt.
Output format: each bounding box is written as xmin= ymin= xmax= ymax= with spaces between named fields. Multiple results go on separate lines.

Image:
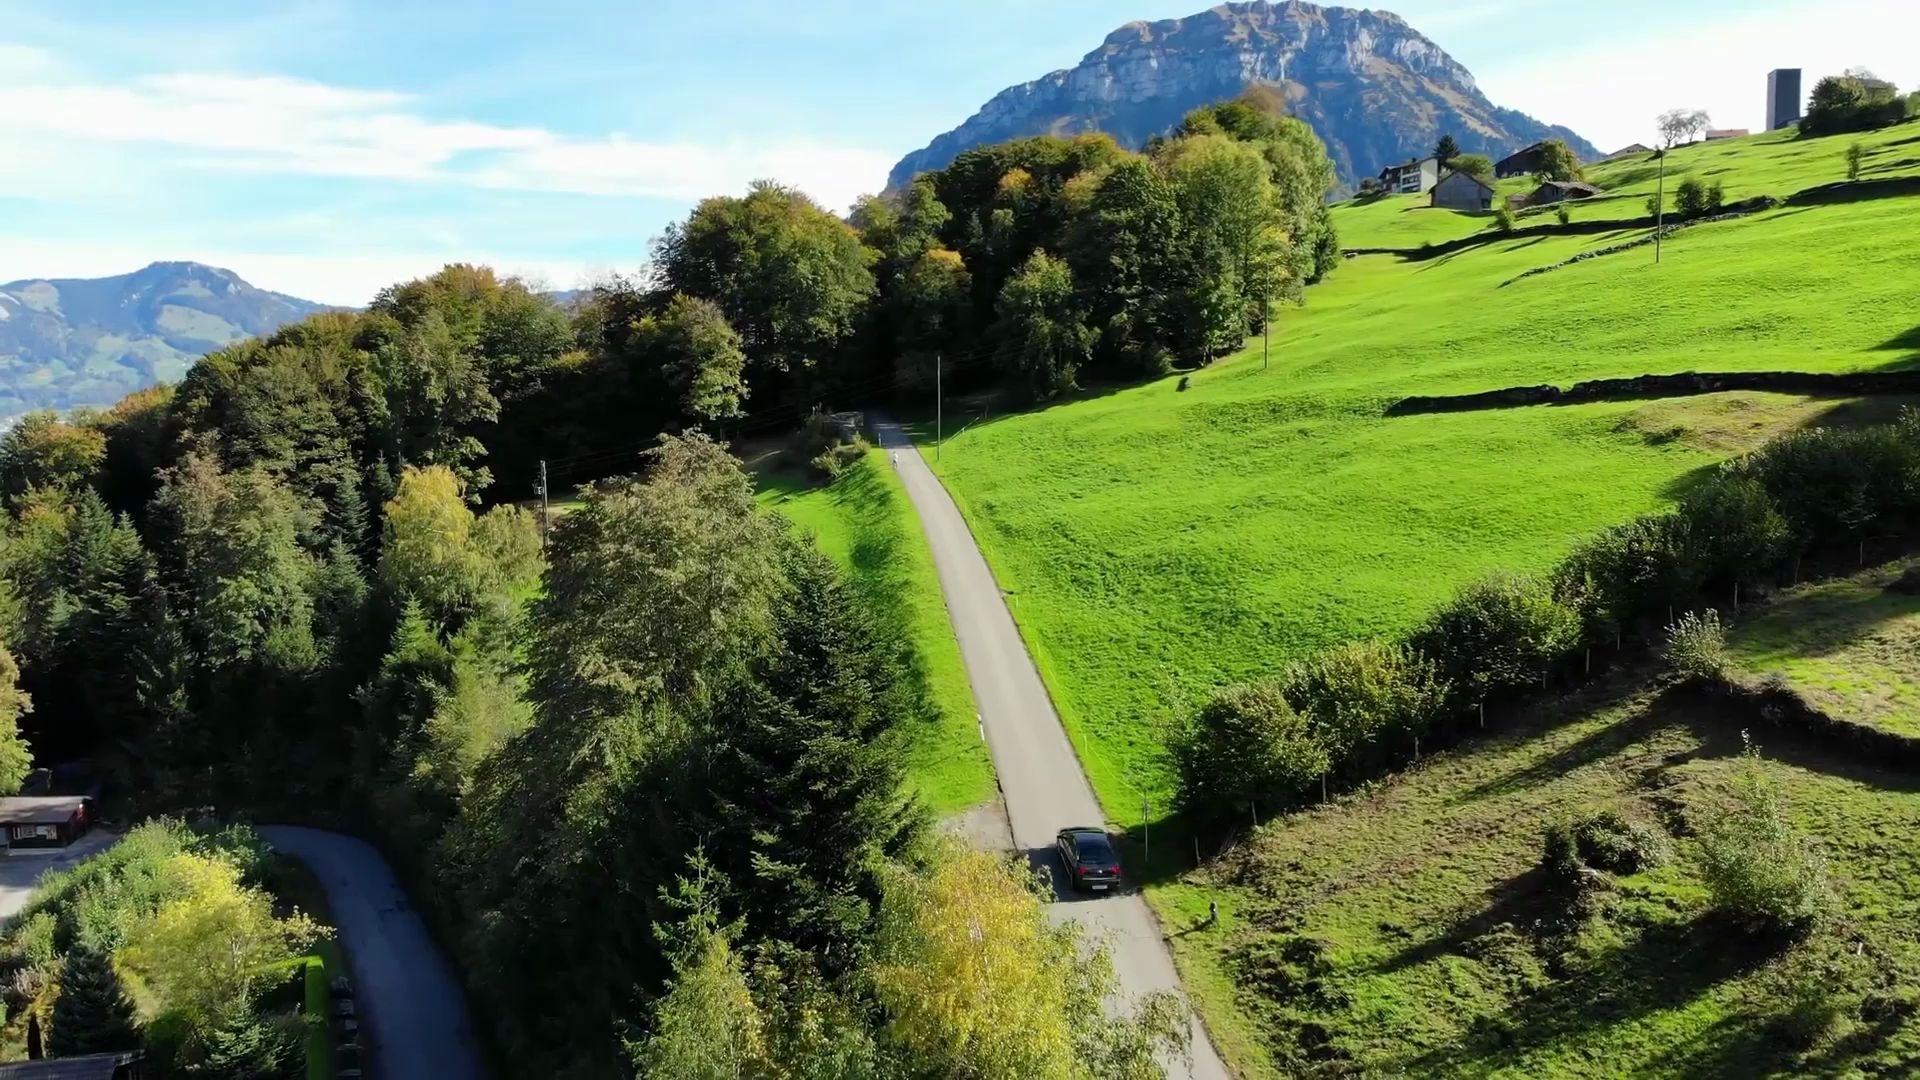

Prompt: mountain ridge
xmin=887 ymin=0 xmax=1598 ymax=192
xmin=0 ymin=261 xmax=328 ymax=421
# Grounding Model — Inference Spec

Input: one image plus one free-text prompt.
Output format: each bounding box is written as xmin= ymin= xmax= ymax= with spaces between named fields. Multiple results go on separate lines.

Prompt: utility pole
xmin=935 ymin=351 xmax=943 ymax=463
xmin=1263 ymin=300 xmax=1271 ymax=371
xmin=535 ymin=459 xmax=550 ymax=548
xmin=1654 ymin=148 xmax=1667 ymax=264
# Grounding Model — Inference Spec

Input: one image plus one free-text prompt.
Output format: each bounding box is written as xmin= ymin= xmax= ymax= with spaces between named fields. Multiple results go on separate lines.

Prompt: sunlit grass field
xmin=1337 ymin=122 xmax=1920 ymax=250
xmin=759 ymin=452 xmax=994 ymax=813
xmin=1157 ymin=675 xmax=1920 ymax=1077
xmin=1731 ymin=564 xmax=1920 ymax=740
xmin=920 ymin=191 xmax=1920 ymax=819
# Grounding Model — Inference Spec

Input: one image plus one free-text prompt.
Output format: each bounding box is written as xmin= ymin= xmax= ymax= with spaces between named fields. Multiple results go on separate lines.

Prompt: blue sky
xmin=3 ymin=0 xmax=1914 ymax=304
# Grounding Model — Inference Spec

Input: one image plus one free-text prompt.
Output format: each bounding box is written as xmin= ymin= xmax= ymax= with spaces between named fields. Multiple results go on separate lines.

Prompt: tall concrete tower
xmin=1767 ymin=68 xmax=1802 ymax=130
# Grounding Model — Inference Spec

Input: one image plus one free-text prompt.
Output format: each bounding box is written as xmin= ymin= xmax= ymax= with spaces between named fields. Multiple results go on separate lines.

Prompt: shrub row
xmin=1174 ymin=412 xmax=1920 ymax=825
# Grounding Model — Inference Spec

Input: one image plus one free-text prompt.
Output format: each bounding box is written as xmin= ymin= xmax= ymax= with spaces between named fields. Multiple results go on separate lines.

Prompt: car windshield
xmin=1074 ymin=834 xmax=1115 ymax=863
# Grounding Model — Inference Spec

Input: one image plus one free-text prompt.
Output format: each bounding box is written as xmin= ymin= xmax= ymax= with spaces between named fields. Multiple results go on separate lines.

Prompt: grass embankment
xmin=759 ymin=451 xmax=993 ymax=813
xmin=920 ymin=188 xmax=1920 ymax=820
xmin=1730 ymin=563 xmax=1920 ymax=739
xmin=1164 ymin=672 xmax=1920 ymax=1077
xmin=1338 ymin=122 xmax=1920 ymax=250
xmin=270 ymin=857 xmax=345 ymax=1080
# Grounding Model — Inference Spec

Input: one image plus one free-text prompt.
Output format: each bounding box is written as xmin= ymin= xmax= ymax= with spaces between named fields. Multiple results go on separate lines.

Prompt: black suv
xmin=1055 ymin=827 xmax=1121 ymax=893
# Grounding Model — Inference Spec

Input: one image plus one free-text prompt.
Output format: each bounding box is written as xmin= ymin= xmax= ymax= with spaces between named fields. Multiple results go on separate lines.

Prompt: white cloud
xmin=0 ymin=65 xmax=893 ymax=213
xmin=1474 ymin=0 xmax=1920 ymax=151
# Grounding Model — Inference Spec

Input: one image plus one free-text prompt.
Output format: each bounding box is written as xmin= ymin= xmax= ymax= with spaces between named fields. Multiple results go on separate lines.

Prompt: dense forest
xmin=0 ymin=91 xmax=1335 ymax=1076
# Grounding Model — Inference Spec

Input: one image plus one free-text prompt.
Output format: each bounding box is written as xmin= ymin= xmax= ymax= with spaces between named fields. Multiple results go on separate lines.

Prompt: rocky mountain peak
xmin=887 ymin=1 xmax=1594 ymax=192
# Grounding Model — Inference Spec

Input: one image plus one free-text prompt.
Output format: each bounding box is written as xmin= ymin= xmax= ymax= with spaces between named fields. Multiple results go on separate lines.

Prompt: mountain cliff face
xmin=888 ymin=1 xmax=1597 ymax=192
xmin=0 ymin=261 xmax=326 ymax=421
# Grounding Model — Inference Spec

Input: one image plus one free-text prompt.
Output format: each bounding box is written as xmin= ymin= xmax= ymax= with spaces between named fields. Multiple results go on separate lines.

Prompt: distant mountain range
xmin=887 ymin=0 xmax=1599 ymax=192
xmin=0 ymin=261 xmax=327 ymax=422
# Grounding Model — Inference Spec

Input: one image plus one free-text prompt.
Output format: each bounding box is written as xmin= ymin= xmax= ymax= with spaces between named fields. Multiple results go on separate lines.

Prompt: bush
xmin=1570 ymin=810 xmax=1671 ymax=874
xmin=1671 ymin=475 xmax=1791 ymax=590
xmin=1847 ymin=142 xmax=1866 ymax=181
xmin=1697 ymin=736 xmax=1831 ymax=934
xmin=808 ymin=436 xmax=868 ymax=481
xmin=1645 ymin=191 xmax=1665 ymax=218
xmin=1492 ymin=205 xmax=1516 ymax=232
xmin=1731 ymin=414 xmax=1920 ymax=543
xmin=1554 ymin=204 xmax=1571 ymax=226
xmin=1172 ymin=682 xmax=1329 ymax=823
xmin=1663 ymin=610 xmax=1727 ymax=680
xmin=1280 ymin=640 xmax=1448 ymax=777
xmin=1410 ymin=574 xmax=1581 ymax=708
xmin=1674 ymin=176 xmax=1712 ymax=218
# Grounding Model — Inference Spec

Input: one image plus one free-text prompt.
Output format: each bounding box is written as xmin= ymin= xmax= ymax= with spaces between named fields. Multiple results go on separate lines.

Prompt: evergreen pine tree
xmin=701 ymin=542 xmax=924 ymax=972
xmin=48 ymin=947 xmax=138 ymax=1057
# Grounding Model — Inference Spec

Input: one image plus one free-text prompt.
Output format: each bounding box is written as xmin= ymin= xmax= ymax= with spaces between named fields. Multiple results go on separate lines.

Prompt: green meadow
xmin=1731 ymin=564 xmax=1920 ymax=740
xmin=920 ymin=174 xmax=1920 ymax=817
xmin=1156 ymin=673 xmax=1920 ymax=1077
xmin=758 ymin=451 xmax=994 ymax=813
xmin=1338 ymin=123 xmax=1920 ymax=250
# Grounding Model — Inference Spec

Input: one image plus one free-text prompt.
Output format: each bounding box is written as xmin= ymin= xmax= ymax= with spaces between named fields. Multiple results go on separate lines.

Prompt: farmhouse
xmin=1705 ymin=128 xmax=1750 ymax=141
xmin=1430 ymin=170 xmax=1494 ymax=211
xmin=1526 ymin=180 xmax=1604 ymax=206
xmin=1607 ymin=142 xmax=1652 ymax=158
xmin=0 ymin=796 xmax=93 ymax=849
xmin=1495 ymin=142 xmax=1551 ymax=178
xmin=1378 ymin=156 xmax=1440 ymax=195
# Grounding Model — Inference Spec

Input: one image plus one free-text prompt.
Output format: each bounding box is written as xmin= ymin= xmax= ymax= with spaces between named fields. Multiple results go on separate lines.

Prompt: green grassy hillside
xmin=921 ymin=180 xmax=1920 ymax=817
xmin=1338 ymin=123 xmax=1920 ymax=250
xmin=1731 ymin=564 xmax=1920 ymax=740
xmin=759 ymin=452 xmax=994 ymax=813
xmin=1158 ymin=672 xmax=1920 ymax=1077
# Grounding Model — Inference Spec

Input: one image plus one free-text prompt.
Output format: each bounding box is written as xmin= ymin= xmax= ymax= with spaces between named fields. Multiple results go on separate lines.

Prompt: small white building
xmin=1378 ymin=157 xmax=1441 ymax=195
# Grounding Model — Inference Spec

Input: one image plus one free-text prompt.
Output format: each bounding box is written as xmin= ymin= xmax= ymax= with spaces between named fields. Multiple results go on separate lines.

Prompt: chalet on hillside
xmin=1430 ymin=170 xmax=1494 ymax=211
xmin=1495 ymin=142 xmax=1551 ymax=178
xmin=1705 ymin=128 xmax=1749 ymax=141
xmin=1525 ymin=180 xmax=1604 ymax=206
xmin=1607 ymin=142 xmax=1652 ymax=158
xmin=1377 ymin=156 xmax=1440 ymax=195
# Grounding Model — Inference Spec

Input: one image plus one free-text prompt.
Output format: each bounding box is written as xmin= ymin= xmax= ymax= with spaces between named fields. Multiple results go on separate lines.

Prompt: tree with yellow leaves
xmin=868 ymin=837 xmax=1190 ymax=1079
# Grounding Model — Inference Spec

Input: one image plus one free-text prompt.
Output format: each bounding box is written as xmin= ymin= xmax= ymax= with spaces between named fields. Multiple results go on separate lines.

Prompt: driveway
xmin=874 ymin=422 xmax=1230 ymax=1080
xmin=0 ymin=829 xmax=120 ymax=923
xmin=261 ymin=826 xmax=488 ymax=1080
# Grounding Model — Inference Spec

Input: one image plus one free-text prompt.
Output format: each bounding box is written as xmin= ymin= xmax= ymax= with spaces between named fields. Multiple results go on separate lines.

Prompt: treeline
xmin=1801 ymin=72 xmax=1918 ymax=137
xmin=1175 ymin=412 xmax=1920 ymax=823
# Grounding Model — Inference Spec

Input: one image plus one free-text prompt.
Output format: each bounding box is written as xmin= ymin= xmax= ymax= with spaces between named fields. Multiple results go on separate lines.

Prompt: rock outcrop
xmin=887 ymin=1 xmax=1597 ymax=191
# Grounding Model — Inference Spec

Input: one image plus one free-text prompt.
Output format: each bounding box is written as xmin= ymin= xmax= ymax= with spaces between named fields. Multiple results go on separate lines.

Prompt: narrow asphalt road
xmin=261 ymin=826 xmax=488 ymax=1080
xmin=874 ymin=421 xmax=1230 ymax=1080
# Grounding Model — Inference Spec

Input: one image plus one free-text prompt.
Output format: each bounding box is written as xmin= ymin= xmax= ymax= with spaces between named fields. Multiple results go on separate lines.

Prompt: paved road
xmin=0 ymin=829 xmax=120 ymax=923
xmin=261 ymin=826 xmax=488 ymax=1080
xmin=875 ymin=423 xmax=1230 ymax=1080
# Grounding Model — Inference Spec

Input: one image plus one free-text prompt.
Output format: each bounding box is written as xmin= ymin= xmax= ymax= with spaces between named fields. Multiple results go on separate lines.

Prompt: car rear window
xmin=1075 ymin=834 xmax=1115 ymax=862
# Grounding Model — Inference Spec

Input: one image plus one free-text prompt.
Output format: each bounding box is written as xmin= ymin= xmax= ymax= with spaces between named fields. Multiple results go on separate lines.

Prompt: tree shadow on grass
xmin=1408 ymin=912 xmax=1792 ymax=1076
xmin=1452 ymin=691 xmax=1668 ymax=806
xmin=1878 ymin=323 xmax=1920 ymax=356
xmin=1654 ymin=686 xmax=1920 ymax=794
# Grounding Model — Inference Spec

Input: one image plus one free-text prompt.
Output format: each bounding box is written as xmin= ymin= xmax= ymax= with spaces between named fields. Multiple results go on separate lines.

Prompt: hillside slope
xmin=887 ymin=1 xmax=1596 ymax=191
xmin=0 ymin=261 xmax=327 ymax=421
xmin=915 ymin=120 xmax=1920 ymax=818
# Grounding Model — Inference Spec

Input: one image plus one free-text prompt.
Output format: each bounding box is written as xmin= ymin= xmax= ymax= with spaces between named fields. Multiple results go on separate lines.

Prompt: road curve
xmin=260 ymin=826 xmax=489 ymax=1080
xmin=873 ymin=422 xmax=1230 ymax=1080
